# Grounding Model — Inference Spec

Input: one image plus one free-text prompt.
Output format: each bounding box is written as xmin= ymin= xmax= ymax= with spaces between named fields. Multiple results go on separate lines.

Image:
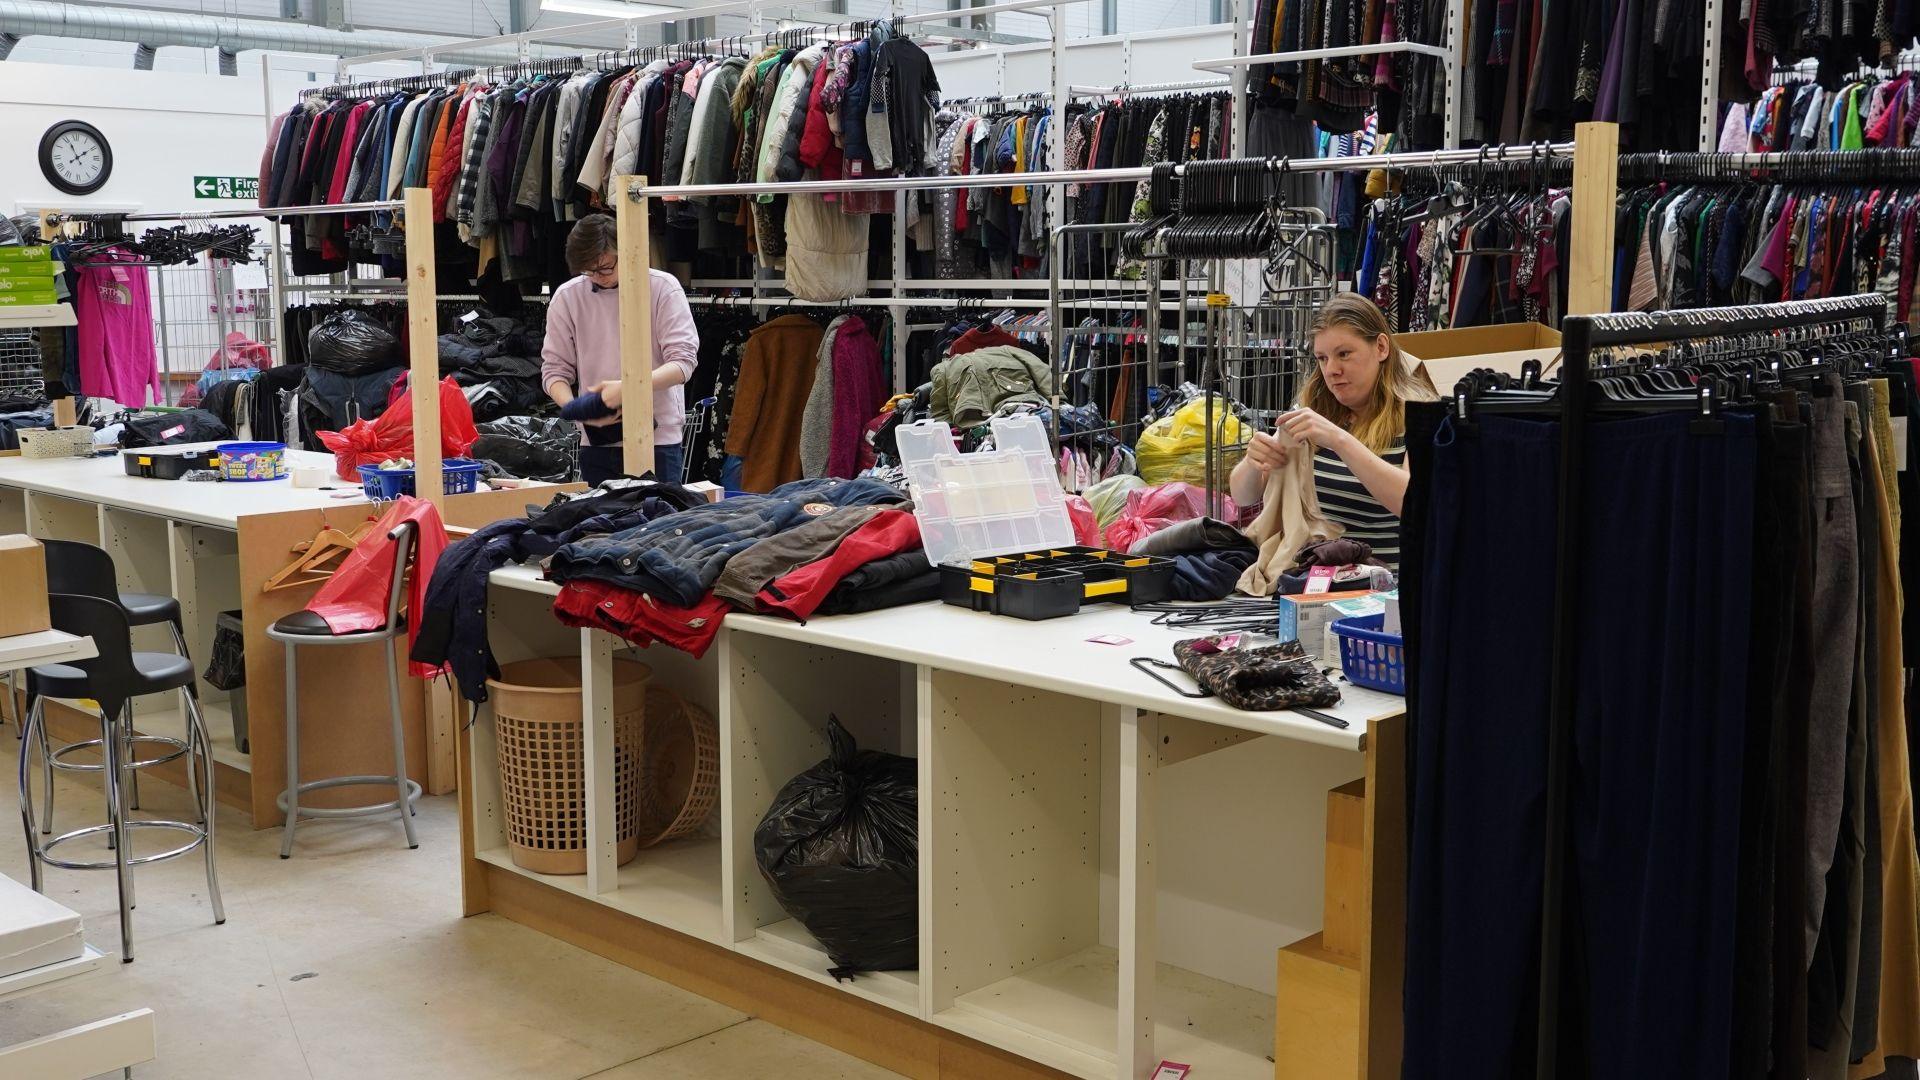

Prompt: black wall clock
xmin=39 ymin=120 xmax=113 ymax=197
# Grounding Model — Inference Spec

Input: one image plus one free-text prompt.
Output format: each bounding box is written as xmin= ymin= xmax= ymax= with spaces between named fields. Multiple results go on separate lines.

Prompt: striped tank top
xmin=1312 ymin=439 xmax=1404 ymax=571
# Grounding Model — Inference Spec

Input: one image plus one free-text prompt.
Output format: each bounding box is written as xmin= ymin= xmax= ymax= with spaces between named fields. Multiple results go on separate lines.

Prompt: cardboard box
xmin=1277 ymin=589 xmax=1373 ymax=647
xmin=0 ymin=535 xmax=50 ymax=638
xmin=1398 ymin=322 xmax=1563 ymax=396
xmin=0 ymin=246 xmax=52 ymax=263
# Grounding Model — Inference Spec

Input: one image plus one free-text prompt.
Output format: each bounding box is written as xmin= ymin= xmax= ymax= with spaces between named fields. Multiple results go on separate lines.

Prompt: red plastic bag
xmin=1064 ymin=495 xmax=1099 ymax=547
xmin=320 ymin=375 xmax=480 ymax=480
xmin=1103 ymin=482 xmax=1237 ymax=553
xmin=307 ymin=496 xmax=449 ymax=677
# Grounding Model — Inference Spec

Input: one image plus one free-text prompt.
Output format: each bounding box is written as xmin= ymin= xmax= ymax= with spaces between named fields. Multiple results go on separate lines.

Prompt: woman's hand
xmin=1243 ymin=430 xmax=1291 ymax=476
xmin=581 ymin=380 xmax=623 ymax=426
xmin=1280 ymin=407 xmax=1352 ymax=454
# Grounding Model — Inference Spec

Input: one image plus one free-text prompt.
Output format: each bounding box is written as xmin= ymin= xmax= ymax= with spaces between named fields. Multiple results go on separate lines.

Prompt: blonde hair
xmin=1299 ymin=293 xmax=1437 ymax=453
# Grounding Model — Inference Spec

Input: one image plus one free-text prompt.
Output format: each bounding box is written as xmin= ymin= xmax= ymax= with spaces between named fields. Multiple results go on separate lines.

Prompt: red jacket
xmin=308 ymin=495 xmax=449 ymax=677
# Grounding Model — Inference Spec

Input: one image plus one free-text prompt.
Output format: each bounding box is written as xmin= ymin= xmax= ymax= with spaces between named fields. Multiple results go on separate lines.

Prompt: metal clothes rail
xmin=618 ymin=142 xmax=1577 ymax=201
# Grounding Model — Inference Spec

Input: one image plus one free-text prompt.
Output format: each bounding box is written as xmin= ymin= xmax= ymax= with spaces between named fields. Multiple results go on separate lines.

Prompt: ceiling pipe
xmin=0 ymin=0 xmax=579 ymax=68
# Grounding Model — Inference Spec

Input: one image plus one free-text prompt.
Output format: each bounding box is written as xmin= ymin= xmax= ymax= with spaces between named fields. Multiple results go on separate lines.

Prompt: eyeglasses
xmin=585 ymin=262 xmax=618 ymax=277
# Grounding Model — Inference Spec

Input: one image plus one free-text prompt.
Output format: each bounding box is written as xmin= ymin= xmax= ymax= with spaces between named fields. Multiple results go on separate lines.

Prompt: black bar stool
xmin=267 ymin=521 xmax=420 ymax=859
xmin=28 ymin=539 xmax=194 ymax=828
xmin=16 ymin=593 xmax=225 ymax=963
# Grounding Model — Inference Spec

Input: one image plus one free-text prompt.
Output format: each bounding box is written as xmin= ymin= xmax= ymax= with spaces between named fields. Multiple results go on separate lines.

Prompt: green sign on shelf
xmin=193 ymin=175 xmax=259 ymax=200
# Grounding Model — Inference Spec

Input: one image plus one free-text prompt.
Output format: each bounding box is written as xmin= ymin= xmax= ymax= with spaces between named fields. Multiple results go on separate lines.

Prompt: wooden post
xmin=614 ymin=175 xmax=655 ymax=477
xmin=1566 ymin=122 xmax=1620 ymax=317
xmin=403 ymin=186 xmax=443 ymax=509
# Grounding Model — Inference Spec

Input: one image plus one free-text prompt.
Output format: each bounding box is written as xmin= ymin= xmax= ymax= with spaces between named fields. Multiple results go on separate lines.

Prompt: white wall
xmin=0 ymin=60 xmax=270 ymax=218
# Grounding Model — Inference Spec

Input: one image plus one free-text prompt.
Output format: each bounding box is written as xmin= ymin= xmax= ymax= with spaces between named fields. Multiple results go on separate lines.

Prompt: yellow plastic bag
xmin=1136 ymin=396 xmax=1249 ymax=485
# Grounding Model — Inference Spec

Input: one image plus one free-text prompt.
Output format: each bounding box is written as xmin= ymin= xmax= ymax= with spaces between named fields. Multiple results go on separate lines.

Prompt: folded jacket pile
xmin=412 ymin=479 xmax=712 ymax=701
xmin=547 ymin=477 xmax=938 ymax=657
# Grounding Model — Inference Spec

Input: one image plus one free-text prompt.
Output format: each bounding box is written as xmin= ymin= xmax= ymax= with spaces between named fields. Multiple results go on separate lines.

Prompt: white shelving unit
xmin=0 ymin=305 xmax=75 ymax=331
xmin=479 ymin=567 xmax=1402 ymax=1079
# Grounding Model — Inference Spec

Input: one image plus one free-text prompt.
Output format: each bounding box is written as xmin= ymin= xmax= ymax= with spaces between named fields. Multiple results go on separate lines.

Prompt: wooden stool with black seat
xmin=266 ymin=521 xmax=420 ymax=859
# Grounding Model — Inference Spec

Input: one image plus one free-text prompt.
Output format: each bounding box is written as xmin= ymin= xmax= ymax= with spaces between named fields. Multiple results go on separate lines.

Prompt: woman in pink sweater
xmin=540 ymin=214 xmax=700 ymax=485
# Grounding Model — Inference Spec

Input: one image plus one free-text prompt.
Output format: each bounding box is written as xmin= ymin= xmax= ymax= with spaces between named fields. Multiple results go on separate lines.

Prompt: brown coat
xmin=725 ymin=314 xmax=826 ymax=493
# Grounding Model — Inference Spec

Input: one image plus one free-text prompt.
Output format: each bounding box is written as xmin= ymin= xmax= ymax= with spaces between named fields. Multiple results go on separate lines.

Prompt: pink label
xmin=1306 ymin=565 xmax=1336 ymax=594
xmin=160 ymin=424 xmax=186 ymax=440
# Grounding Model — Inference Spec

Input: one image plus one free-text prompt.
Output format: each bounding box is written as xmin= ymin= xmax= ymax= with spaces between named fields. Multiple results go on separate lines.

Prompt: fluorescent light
xmin=541 ymin=0 xmax=678 ymax=17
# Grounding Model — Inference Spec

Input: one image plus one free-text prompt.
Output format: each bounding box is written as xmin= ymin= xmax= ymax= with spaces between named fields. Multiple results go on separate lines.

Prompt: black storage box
xmin=123 ymin=447 xmax=220 ymax=479
xmin=939 ymin=546 xmax=1177 ymax=620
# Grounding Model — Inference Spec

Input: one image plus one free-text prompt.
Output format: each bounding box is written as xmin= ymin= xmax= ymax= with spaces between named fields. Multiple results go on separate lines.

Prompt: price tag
xmin=1306 ymin=565 xmax=1337 ymax=594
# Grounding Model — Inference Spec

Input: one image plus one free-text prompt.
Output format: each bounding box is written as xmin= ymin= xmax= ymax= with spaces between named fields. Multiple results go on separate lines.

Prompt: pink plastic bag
xmin=1103 ymin=482 xmax=1237 ymax=553
xmin=1064 ymin=495 xmax=1099 ymax=547
xmin=320 ymin=376 xmax=480 ymax=480
xmin=179 ymin=331 xmax=273 ymax=407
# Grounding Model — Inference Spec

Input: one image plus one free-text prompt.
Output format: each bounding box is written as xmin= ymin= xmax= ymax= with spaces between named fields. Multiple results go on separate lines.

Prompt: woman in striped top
xmin=1227 ymin=293 xmax=1437 ymax=571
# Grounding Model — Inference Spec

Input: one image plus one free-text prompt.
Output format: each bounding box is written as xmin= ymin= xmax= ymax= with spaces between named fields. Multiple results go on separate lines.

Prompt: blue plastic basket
xmin=215 ymin=441 xmax=287 ymax=481
xmin=356 ymin=459 xmax=485 ymax=500
xmin=1330 ymin=613 xmax=1406 ymax=696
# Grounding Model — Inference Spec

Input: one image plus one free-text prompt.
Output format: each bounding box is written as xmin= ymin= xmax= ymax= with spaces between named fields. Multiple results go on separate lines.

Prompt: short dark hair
xmin=565 ymin=214 xmax=618 ymax=274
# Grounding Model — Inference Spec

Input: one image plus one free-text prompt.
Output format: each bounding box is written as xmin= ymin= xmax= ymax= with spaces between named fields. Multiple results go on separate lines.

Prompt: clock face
xmin=39 ymin=121 xmax=113 ymax=196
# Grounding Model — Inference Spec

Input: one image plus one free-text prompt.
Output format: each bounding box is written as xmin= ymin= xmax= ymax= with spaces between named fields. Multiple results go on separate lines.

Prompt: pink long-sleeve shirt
xmin=540 ymin=269 xmax=700 ymax=446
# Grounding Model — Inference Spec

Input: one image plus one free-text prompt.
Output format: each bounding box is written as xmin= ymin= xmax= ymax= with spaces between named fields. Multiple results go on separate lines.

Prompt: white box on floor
xmin=0 ymin=874 xmax=84 ymax=979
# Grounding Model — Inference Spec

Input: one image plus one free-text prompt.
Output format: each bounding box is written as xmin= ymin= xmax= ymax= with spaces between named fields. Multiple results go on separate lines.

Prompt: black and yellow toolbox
xmin=123 ymin=447 xmax=220 ymax=479
xmin=939 ymin=546 xmax=1177 ymax=620
xmin=898 ymin=414 xmax=1181 ymax=621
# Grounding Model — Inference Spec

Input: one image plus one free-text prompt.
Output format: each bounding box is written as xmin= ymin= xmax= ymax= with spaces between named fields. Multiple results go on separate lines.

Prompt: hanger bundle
xmin=263 ymin=519 xmax=379 ymax=592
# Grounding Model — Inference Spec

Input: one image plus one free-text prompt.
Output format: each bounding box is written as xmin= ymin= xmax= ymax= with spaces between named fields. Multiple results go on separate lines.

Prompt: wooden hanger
xmin=262 ymin=519 xmax=377 ymax=592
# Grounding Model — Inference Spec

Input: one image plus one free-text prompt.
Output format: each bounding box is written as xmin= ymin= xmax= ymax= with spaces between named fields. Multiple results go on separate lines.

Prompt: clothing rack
xmin=625 ymin=141 xmax=1579 ymax=201
xmin=1531 ymin=291 xmax=1893 ymax=1077
xmin=589 ymin=131 xmax=1613 ymax=477
xmin=1066 ymin=78 xmax=1230 ymax=98
xmin=1617 ymin=147 xmax=1920 ymax=182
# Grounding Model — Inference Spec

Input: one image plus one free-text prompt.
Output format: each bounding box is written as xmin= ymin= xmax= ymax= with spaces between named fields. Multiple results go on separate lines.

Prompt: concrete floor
xmin=0 ymin=732 xmax=904 ymax=1080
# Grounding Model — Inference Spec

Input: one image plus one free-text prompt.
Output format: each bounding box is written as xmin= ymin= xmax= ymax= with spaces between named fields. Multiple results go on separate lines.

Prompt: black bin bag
xmin=753 ymin=716 xmax=917 ymax=978
xmin=471 ymin=415 xmax=579 ymax=483
xmin=307 ymin=308 xmax=399 ymax=376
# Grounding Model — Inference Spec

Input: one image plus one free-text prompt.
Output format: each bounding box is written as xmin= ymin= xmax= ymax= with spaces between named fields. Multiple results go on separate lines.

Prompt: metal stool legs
xmin=386 ymin=645 xmax=420 ymax=845
xmin=279 ymin=640 xmax=419 ymax=859
xmin=15 ymin=693 xmax=222 ymax=963
xmin=280 ymin=643 xmax=299 ymax=859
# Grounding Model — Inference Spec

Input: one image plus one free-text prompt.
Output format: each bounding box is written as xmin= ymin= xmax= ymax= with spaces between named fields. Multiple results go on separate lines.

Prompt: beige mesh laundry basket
xmin=488 ymin=657 xmax=651 ymax=875
xmin=636 ymin=687 xmax=720 ymax=847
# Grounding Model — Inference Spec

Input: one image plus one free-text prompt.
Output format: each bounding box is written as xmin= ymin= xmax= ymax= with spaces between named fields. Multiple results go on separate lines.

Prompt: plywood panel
xmin=1325 ymin=778 xmax=1367 ymax=962
xmin=928 ymin=670 xmax=1101 ymax=1011
xmin=234 ymin=487 xmax=574 ymax=825
xmin=1274 ymin=934 xmax=1361 ymax=1079
xmin=236 ymin=503 xmax=426 ymax=825
xmin=723 ymin=631 xmax=905 ymax=941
